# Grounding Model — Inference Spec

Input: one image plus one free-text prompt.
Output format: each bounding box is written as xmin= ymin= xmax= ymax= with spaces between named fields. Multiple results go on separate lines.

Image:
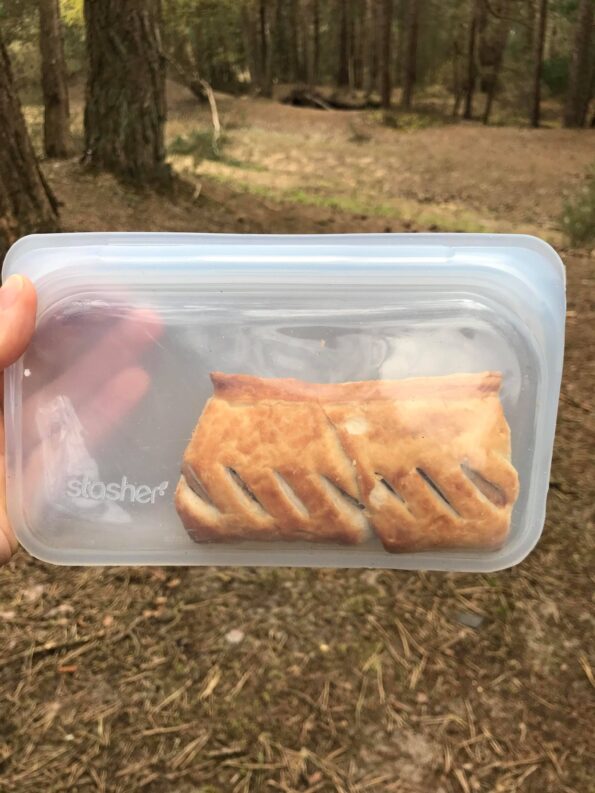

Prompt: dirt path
xmin=1 ymin=96 xmax=594 ymax=792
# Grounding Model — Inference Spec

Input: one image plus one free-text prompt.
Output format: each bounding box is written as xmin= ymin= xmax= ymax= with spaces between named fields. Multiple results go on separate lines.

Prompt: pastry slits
xmin=175 ymin=372 xmax=519 ymax=552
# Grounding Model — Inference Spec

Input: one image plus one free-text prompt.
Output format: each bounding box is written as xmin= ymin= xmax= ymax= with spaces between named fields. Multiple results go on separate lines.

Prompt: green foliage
xmin=163 ymin=0 xmax=249 ymax=92
xmin=168 ymin=129 xmax=222 ymax=162
xmin=542 ymin=55 xmax=570 ymax=96
xmin=1 ymin=0 xmax=590 ymax=127
xmin=60 ymin=0 xmax=85 ymax=75
xmin=60 ymin=0 xmax=83 ymax=26
xmin=562 ymin=167 xmax=595 ymax=247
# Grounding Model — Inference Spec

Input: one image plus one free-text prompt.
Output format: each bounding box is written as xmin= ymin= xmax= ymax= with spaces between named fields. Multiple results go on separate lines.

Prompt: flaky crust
xmin=175 ymin=372 xmax=519 ymax=552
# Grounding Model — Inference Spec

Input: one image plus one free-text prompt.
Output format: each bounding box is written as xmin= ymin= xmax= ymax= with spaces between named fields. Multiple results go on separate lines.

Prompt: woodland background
xmin=0 ymin=2 xmax=594 ymax=792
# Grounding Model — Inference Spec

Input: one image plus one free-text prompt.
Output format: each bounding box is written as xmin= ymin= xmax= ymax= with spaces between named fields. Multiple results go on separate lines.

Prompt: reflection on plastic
xmin=3 ymin=232 xmax=565 ymax=570
xmin=35 ymin=395 xmax=131 ymax=524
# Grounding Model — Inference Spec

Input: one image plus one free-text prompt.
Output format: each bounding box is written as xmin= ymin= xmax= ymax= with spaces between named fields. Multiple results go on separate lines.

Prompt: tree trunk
xmin=353 ymin=0 xmax=365 ymax=89
xmin=379 ymin=0 xmax=393 ymax=109
xmin=38 ymin=0 xmax=71 ymax=158
xmin=83 ymin=0 xmax=169 ymax=185
xmin=337 ymin=0 xmax=350 ymax=87
xmin=564 ymin=0 xmax=594 ymax=127
xmin=530 ymin=0 xmax=548 ymax=128
xmin=303 ymin=0 xmax=314 ymax=86
xmin=451 ymin=38 xmax=464 ymax=116
xmin=363 ymin=0 xmax=378 ymax=96
xmin=401 ymin=0 xmax=420 ymax=109
xmin=242 ymin=3 xmax=261 ymax=87
xmin=395 ymin=0 xmax=406 ymax=87
xmin=264 ymin=0 xmax=276 ymax=95
xmin=272 ymin=0 xmax=287 ymax=81
xmin=463 ymin=0 xmax=479 ymax=119
xmin=312 ymin=0 xmax=320 ymax=83
xmin=481 ymin=36 xmax=507 ymax=125
xmin=257 ymin=0 xmax=274 ymax=96
xmin=480 ymin=0 xmax=510 ymax=125
xmin=290 ymin=0 xmax=306 ymax=83
xmin=0 ymin=33 xmax=59 ymax=264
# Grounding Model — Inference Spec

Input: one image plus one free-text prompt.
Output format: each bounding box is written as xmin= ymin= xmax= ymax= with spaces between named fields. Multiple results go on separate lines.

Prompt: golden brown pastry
xmin=175 ymin=372 xmax=519 ymax=552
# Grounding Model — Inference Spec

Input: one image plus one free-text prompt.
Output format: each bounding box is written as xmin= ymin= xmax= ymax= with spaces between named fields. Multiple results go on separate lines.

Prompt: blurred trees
xmin=163 ymin=0 xmax=595 ymax=125
xmin=0 ymin=0 xmax=590 ymax=126
xmin=0 ymin=0 xmax=591 ymax=198
xmin=0 ymin=29 xmax=58 ymax=261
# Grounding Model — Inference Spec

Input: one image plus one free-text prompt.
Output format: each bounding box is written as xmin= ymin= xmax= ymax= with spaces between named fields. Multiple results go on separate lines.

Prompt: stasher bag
xmin=3 ymin=233 xmax=565 ymax=571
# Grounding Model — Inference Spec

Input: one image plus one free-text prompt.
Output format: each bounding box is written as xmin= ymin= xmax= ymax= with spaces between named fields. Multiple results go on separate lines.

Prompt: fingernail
xmin=0 ymin=275 xmax=25 ymax=311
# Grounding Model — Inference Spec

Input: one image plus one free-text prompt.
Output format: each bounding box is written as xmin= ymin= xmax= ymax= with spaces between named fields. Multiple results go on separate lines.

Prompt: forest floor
xmin=0 ymin=84 xmax=593 ymax=793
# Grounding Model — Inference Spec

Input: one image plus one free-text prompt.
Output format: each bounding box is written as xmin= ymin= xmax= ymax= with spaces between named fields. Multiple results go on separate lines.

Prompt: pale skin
xmin=0 ymin=275 xmax=37 ymax=564
xmin=0 ymin=274 xmax=160 ymax=566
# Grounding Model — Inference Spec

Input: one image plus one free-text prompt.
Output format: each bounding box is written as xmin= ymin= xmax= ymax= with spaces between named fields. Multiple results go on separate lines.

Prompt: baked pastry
xmin=175 ymin=372 xmax=519 ymax=552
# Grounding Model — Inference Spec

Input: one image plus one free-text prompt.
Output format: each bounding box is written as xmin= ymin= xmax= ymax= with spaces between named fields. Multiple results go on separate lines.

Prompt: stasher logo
xmin=67 ymin=475 xmax=169 ymax=505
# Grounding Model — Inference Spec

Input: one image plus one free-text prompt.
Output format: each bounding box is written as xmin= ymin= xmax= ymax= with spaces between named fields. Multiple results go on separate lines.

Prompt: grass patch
xmin=562 ymin=165 xmax=595 ymax=247
xmin=168 ymin=129 xmax=267 ymax=171
xmin=372 ymin=109 xmax=449 ymax=131
xmin=208 ymin=174 xmax=490 ymax=233
xmin=168 ymin=128 xmax=227 ymax=164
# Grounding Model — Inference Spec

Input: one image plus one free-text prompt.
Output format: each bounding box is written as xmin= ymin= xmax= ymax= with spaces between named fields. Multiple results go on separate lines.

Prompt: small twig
xmin=483 ymin=0 xmax=531 ymax=30
xmin=199 ymin=78 xmax=221 ymax=153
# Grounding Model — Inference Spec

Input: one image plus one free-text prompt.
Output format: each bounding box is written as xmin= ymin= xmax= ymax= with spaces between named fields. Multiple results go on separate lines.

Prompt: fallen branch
xmin=198 ymin=77 xmax=221 ymax=153
xmin=165 ymin=53 xmax=221 ymax=154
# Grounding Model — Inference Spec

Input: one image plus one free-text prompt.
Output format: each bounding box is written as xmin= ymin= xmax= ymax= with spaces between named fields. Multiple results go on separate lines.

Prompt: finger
xmin=0 ymin=275 xmax=37 ymax=373
xmin=0 ymin=422 xmax=18 ymax=565
xmin=22 ymin=307 xmax=162 ymax=451
xmin=79 ymin=365 xmax=151 ymax=447
xmin=0 ymin=525 xmax=17 ymax=565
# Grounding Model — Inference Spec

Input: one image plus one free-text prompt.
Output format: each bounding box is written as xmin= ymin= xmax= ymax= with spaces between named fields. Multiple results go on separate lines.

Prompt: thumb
xmin=0 ymin=275 xmax=37 ymax=371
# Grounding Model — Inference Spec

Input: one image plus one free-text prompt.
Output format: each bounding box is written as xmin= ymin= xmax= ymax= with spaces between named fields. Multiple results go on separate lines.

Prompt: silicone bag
xmin=3 ymin=233 xmax=565 ymax=570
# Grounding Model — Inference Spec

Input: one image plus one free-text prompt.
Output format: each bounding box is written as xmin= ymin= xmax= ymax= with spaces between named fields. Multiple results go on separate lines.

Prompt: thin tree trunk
xmin=564 ymin=0 xmax=594 ymax=127
xmin=379 ymin=0 xmax=393 ymax=109
xmin=0 ymin=33 xmax=59 ymax=263
xmin=451 ymin=39 xmax=464 ymax=116
xmin=347 ymin=3 xmax=355 ymax=91
xmin=481 ymin=2 xmax=510 ymax=125
xmin=264 ymin=0 xmax=276 ymax=94
xmin=303 ymin=0 xmax=314 ymax=86
xmin=83 ymin=0 xmax=169 ymax=185
xmin=482 ymin=48 xmax=505 ymax=124
xmin=530 ymin=0 xmax=548 ymax=128
xmin=362 ymin=0 xmax=375 ymax=96
xmin=348 ymin=0 xmax=358 ymax=89
xmin=241 ymin=3 xmax=260 ymax=87
xmin=257 ymin=0 xmax=273 ymax=96
xmin=373 ymin=0 xmax=382 ymax=94
xmin=337 ymin=0 xmax=350 ymax=87
xmin=292 ymin=0 xmax=306 ymax=83
xmin=286 ymin=0 xmax=298 ymax=82
xmin=39 ymin=0 xmax=71 ymax=158
xmin=395 ymin=0 xmax=406 ymax=87
xmin=353 ymin=0 xmax=365 ymax=89
xmin=272 ymin=0 xmax=287 ymax=81
xmin=401 ymin=0 xmax=420 ymax=109
xmin=463 ymin=0 xmax=479 ymax=119
xmin=312 ymin=0 xmax=320 ymax=83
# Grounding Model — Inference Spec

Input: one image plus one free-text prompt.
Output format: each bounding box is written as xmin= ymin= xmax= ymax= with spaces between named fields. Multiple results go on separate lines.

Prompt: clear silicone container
xmin=3 ymin=233 xmax=565 ymax=570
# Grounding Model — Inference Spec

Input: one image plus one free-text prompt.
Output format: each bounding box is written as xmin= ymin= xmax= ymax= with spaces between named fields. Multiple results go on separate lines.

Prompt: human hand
xmin=0 ymin=275 xmax=37 ymax=564
xmin=1 ymin=274 xmax=162 ymax=565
